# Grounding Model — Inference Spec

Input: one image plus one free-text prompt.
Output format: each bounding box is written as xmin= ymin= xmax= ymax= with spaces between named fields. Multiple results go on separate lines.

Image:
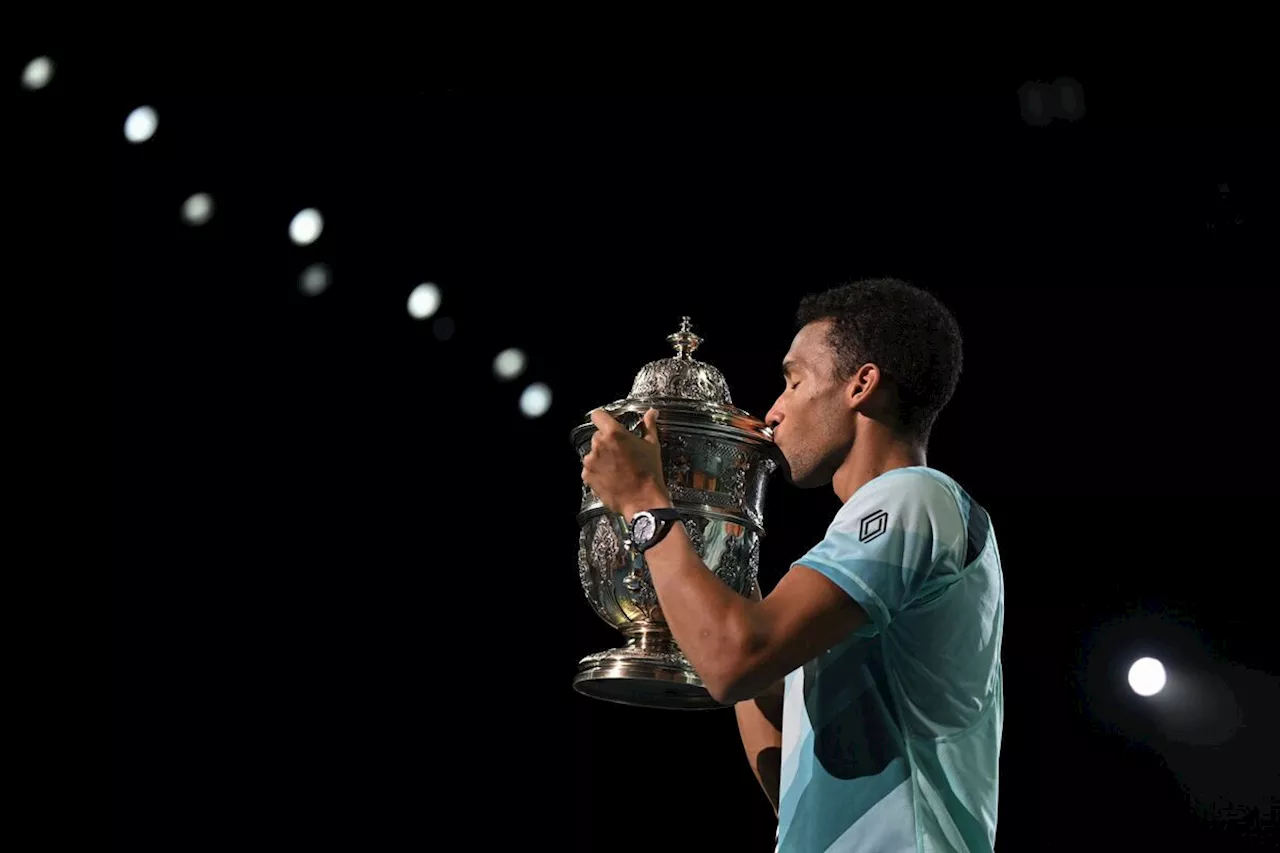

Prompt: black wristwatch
xmin=625 ymin=508 xmax=684 ymax=553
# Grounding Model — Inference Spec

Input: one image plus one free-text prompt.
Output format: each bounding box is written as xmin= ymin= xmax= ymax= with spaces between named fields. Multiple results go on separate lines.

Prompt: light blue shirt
xmin=775 ymin=466 xmax=1004 ymax=852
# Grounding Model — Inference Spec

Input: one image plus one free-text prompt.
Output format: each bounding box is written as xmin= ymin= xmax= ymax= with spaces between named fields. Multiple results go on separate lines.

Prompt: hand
xmin=581 ymin=407 xmax=671 ymax=519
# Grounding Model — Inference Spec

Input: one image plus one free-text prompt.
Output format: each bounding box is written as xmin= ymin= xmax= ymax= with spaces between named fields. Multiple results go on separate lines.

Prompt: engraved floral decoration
xmin=715 ymin=532 xmax=745 ymax=590
xmin=682 ymin=514 xmax=706 ymax=558
xmin=629 ymin=358 xmax=732 ymax=404
xmin=577 ymin=532 xmax=592 ymax=599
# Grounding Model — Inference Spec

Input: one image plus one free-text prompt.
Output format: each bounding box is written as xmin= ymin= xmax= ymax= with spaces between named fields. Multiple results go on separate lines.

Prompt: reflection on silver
xmin=571 ymin=317 xmax=780 ymax=710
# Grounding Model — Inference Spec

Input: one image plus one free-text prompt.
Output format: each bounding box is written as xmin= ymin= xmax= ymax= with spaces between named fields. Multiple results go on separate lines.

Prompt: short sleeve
xmin=793 ymin=470 xmax=965 ymax=636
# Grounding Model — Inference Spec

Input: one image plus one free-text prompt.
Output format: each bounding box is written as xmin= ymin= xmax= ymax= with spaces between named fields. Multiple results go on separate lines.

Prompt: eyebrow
xmin=782 ymin=358 xmax=805 ymax=378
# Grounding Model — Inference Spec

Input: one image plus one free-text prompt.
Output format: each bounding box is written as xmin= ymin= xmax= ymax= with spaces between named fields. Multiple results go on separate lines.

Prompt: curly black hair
xmin=795 ymin=277 xmax=963 ymax=446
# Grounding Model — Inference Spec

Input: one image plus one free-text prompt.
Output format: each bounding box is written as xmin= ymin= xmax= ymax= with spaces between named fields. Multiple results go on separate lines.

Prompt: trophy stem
xmin=619 ymin=624 xmax=678 ymax=654
xmin=572 ymin=623 xmax=726 ymax=710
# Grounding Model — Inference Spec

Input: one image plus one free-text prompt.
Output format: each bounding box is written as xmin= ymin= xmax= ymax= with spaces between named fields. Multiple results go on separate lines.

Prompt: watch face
xmin=631 ymin=513 xmax=656 ymax=546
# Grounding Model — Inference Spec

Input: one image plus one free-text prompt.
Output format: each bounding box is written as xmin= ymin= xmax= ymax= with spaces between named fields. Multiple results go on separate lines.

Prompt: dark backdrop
xmin=107 ymin=74 xmax=1279 ymax=850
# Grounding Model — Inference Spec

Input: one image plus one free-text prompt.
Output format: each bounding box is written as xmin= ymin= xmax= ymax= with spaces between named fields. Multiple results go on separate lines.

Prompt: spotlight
xmin=1054 ymin=77 xmax=1086 ymax=121
xmin=493 ymin=348 xmax=527 ymax=381
xmin=289 ymin=208 xmax=324 ymax=246
xmin=299 ymin=263 xmax=332 ymax=296
xmin=407 ymin=283 xmax=441 ymax=319
xmin=1128 ymin=657 xmax=1166 ymax=697
xmin=181 ymin=193 xmax=215 ymax=226
xmin=124 ymin=106 xmax=159 ymax=143
xmin=21 ymin=56 xmax=55 ymax=90
xmin=520 ymin=382 xmax=552 ymax=418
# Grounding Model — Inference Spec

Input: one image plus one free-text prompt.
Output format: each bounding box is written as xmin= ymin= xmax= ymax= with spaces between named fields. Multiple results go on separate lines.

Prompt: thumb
xmin=642 ymin=408 xmax=660 ymax=444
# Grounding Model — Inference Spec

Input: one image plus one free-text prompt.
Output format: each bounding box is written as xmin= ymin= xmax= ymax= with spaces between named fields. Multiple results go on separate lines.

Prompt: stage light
xmin=1128 ymin=657 xmax=1167 ymax=697
xmin=520 ymin=382 xmax=552 ymax=418
xmin=124 ymin=106 xmax=159 ymax=143
xmin=407 ymin=283 xmax=441 ymax=319
xmin=1055 ymin=77 xmax=1086 ymax=120
xmin=21 ymin=56 xmax=54 ymax=90
xmin=299 ymin=263 xmax=331 ymax=296
xmin=289 ymin=208 xmax=323 ymax=246
xmin=181 ymin=193 xmax=215 ymax=226
xmin=433 ymin=317 xmax=455 ymax=341
xmin=493 ymin=348 xmax=527 ymax=381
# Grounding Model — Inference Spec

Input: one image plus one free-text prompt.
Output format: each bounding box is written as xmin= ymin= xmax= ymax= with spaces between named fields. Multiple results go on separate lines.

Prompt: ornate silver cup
xmin=571 ymin=317 xmax=780 ymax=710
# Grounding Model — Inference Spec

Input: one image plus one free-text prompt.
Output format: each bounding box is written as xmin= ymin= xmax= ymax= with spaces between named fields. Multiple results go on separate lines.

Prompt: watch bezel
xmin=628 ymin=510 xmax=658 ymax=549
xmin=627 ymin=508 xmax=683 ymax=553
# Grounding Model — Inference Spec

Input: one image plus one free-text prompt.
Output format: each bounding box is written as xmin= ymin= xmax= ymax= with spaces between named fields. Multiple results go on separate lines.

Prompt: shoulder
xmin=826 ymin=467 xmax=967 ymax=556
xmin=834 ymin=467 xmax=963 ymax=522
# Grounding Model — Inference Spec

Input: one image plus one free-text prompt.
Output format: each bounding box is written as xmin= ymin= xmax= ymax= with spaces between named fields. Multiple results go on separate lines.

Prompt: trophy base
xmin=572 ymin=629 xmax=727 ymax=710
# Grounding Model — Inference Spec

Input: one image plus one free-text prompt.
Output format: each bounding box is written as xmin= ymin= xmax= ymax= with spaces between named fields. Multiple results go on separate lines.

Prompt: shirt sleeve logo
xmin=858 ymin=509 xmax=888 ymax=543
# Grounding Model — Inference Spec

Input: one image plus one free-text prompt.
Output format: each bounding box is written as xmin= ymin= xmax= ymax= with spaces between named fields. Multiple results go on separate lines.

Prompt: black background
xmin=95 ymin=58 xmax=1280 ymax=850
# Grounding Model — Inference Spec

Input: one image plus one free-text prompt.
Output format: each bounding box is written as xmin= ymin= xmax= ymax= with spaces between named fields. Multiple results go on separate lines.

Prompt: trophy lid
xmin=578 ymin=317 xmax=775 ymax=446
xmin=627 ymin=316 xmax=733 ymax=405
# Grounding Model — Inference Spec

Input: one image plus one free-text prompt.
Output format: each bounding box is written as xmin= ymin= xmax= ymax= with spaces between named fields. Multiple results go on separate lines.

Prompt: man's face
xmin=764 ymin=320 xmax=855 ymax=489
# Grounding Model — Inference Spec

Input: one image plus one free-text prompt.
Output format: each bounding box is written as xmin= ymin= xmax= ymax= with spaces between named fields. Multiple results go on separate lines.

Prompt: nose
xmin=765 ymin=399 xmax=784 ymax=432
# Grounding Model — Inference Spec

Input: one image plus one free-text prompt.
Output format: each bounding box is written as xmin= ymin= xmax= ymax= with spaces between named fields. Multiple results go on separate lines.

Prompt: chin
xmin=790 ymin=471 xmax=830 ymax=490
xmin=778 ymin=454 xmax=827 ymax=490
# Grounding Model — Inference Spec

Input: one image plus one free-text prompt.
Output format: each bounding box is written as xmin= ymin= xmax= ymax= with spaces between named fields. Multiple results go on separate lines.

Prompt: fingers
xmin=642 ymin=408 xmax=660 ymax=444
xmin=589 ymin=408 xmax=621 ymax=434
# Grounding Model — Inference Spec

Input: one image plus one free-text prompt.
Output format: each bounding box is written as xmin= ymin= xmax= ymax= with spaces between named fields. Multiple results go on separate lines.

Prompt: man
xmin=581 ymin=277 xmax=1003 ymax=852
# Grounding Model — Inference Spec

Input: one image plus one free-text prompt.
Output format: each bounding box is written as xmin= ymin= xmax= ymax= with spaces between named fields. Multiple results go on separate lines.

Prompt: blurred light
xmin=1055 ymin=76 xmax=1086 ymax=120
xmin=1128 ymin=657 xmax=1167 ymax=697
xmin=1027 ymin=89 xmax=1043 ymax=116
xmin=407 ymin=283 xmax=441 ymax=319
xmin=493 ymin=348 xmax=527 ymax=381
xmin=289 ymin=208 xmax=324 ymax=245
xmin=299 ymin=263 xmax=332 ymax=297
xmin=181 ymin=193 xmax=215 ymax=226
xmin=520 ymin=382 xmax=552 ymax=418
xmin=433 ymin=316 xmax=455 ymax=341
xmin=124 ymin=106 xmax=159 ymax=143
xmin=21 ymin=57 xmax=54 ymax=90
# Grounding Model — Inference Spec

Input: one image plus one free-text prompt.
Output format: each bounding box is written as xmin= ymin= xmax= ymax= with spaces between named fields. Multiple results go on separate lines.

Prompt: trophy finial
xmin=667 ymin=316 xmax=702 ymax=360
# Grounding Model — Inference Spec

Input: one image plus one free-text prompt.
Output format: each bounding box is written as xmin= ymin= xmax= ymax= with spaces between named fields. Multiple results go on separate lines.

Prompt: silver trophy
xmin=571 ymin=317 xmax=780 ymax=710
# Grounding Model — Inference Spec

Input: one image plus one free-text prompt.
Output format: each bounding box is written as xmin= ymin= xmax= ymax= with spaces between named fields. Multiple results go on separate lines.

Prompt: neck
xmin=830 ymin=430 xmax=926 ymax=504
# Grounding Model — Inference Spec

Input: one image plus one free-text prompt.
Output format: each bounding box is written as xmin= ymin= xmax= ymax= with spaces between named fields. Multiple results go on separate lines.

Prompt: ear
xmin=846 ymin=362 xmax=881 ymax=410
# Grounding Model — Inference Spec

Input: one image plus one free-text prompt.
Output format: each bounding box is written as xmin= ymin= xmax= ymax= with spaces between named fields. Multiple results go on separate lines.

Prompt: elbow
xmin=709 ymin=677 xmax=756 ymax=707
xmin=702 ymin=673 xmax=737 ymax=707
xmin=708 ymin=662 xmax=766 ymax=706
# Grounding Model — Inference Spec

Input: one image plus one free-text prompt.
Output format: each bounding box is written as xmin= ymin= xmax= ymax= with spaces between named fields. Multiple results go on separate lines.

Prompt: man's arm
xmin=733 ymin=579 xmax=784 ymax=815
xmin=735 ymin=679 xmax=784 ymax=816
xmin=621 ymin=486 xmax=868 ymax=706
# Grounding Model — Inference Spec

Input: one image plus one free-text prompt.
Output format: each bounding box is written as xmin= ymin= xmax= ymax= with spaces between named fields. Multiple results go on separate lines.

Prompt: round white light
xmin=124 ymin=106 xmax=159 ymax=143
xmin=493 ymin=348 xmax=527 ymax=381
xmin=1128 ymin=657 xmax=1167 ymax=697
xmin=520 ymin=382 xmax=552 ymax=419
xmin=407 ymin=283 xmax=441 ymax=319
xmin=299 ymin=263 xmax=332 ymax=296
xmin=181 ymin=193 xmax=215 ymax=226
xmin=21 ymin=56 xmax=55 ymax=90
xmin=289 ymin=208 xmax=324 ymax=245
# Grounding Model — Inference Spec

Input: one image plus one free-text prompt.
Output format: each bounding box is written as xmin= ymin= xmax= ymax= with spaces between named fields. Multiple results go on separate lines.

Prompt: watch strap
xmin=645 ymin=508 xmax=683 ymax=523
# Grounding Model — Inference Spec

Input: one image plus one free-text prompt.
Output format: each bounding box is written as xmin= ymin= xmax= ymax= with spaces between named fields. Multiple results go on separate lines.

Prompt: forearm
xmin=623 ymin=492 xmax=754 ymax=703
xmin=735 ymin=684 xmax=783 ymax=815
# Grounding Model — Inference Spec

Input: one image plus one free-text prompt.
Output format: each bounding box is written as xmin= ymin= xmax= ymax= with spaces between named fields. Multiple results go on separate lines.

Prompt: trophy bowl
xmin=571 ymin=317 xmax=780 ymax=710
